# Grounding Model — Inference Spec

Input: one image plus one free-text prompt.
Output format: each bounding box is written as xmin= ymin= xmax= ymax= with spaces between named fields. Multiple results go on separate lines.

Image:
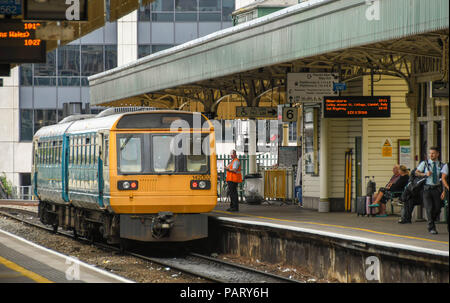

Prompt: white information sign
xmin=287 ymin=73 xmax=339 ymax=103
xmin=236 ymin=106 xmax=278 ymax=118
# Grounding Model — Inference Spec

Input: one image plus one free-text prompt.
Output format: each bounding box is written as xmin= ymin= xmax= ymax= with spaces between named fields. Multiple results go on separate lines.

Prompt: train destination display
xmin=323 ymin=96 xmax=391 ymax=118
xmin=0 ymin=21 xmax=46 ymax=63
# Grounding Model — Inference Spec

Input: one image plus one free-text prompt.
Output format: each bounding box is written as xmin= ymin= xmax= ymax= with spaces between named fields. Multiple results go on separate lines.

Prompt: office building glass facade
xmin=18 ymin=0 xmax=235 ymax=142
xmin=137 ymin=0 xmax=234 ymax=59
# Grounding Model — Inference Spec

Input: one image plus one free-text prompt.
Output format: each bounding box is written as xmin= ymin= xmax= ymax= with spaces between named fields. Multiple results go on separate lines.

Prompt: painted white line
xmin=217 ymin=217 xmax=449 ymax=257
xmin=0 ymin=228 xmax=134 ymax=283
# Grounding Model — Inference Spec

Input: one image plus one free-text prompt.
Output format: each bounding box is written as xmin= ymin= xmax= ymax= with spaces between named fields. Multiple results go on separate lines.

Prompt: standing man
xmin=416 ymin=147 xmax=443 ymax=234
xmin=225 ymin=149 xmax=242 ymax=212
xmin=441 ymin=163 xmax=449 ymax=232
xmin=441 ymin=163 xmax=449 ymax=199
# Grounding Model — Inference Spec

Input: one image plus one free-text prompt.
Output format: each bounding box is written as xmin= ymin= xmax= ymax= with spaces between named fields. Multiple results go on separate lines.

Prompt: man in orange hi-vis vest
xmin=225 ymin=149 xmax=242 ymax=212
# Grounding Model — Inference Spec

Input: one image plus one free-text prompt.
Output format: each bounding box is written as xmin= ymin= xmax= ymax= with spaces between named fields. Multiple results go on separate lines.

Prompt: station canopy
xmin=88 ymin=0 xmax=449 ymax=111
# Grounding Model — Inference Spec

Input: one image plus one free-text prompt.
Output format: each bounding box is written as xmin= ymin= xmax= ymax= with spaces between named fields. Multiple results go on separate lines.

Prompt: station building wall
xmin=301 ymin=74 xmax=410 ymax=212
xmin=361 ymin=75 xmax=411 ymax=195
xmin=327 ymin=78 xmax=364 ymax=210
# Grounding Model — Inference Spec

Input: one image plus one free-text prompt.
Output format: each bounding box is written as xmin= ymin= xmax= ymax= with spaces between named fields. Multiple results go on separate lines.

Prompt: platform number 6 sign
xmin=282 ymin=107 xmax=297 ymax=122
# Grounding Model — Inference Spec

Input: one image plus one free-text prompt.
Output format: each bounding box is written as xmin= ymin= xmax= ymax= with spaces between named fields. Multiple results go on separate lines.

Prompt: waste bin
xmin=244 ymin=173 xmax=264 ymax=204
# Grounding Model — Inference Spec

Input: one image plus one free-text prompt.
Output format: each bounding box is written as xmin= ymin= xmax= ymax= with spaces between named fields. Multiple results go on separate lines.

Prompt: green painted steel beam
xmin=89 ymin=0 xmax=449 ymax=106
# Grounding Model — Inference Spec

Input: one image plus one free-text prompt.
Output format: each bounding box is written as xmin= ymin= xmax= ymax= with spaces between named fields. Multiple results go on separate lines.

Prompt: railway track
xmin=0 ymin=206 xmax=300 ymax=283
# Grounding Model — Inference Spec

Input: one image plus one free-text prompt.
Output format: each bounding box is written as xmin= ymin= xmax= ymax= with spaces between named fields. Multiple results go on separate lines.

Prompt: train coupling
xmin=151 ymin=212 xmax=174 ymax=239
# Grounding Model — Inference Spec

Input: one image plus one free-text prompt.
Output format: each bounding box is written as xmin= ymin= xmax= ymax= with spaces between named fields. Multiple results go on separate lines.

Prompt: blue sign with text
xmin=0 ymin=0 xmax=21 ymax=15
xmin=333 ymin=82 xmax=347 ymax=92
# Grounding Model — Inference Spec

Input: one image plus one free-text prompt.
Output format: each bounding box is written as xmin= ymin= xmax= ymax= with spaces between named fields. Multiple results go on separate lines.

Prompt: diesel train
xmin=32 ymin=108 xmax=217 ymax=245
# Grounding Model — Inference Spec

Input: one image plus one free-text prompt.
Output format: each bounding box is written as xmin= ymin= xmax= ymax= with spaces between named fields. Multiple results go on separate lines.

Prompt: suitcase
xmin=366 ymin=195 xmax=377 ymax=216
xmin=356 ymin=196 xmax=366 ymax=216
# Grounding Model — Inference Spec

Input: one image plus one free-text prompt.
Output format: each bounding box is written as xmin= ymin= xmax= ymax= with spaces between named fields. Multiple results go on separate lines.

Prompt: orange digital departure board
xmin=323 ymin=96 xmax=391 ymax=118
xmin=0 ymin=21 xmax=46 ymax=64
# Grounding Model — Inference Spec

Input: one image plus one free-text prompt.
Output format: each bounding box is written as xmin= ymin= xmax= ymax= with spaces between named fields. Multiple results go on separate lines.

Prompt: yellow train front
xmin=32 ymin=109 xmax=217 ymax=244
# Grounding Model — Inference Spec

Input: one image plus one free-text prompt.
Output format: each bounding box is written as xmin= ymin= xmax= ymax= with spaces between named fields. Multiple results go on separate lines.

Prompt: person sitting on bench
xmin=369 ymin=165 xmax=410 ymax=217
xmin=370 ymin=165 xmax=400 ymax=201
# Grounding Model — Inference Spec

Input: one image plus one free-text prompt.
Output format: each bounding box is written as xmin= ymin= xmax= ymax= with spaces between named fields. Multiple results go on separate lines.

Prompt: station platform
xmin=0 ymin=229 xmax=133 ymax=283
xmin=208 ymin=202 xmax=449 ymax=282
xmin=210 ymin=202 xmax=449 ymax=255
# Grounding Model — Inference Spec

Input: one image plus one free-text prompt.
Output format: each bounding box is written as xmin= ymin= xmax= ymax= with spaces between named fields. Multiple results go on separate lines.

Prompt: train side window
xmin=49 ymin=141 xmax=52 ymax=164
xmin=77 ymin=136 xmax=81 ymax=166
xmin=54 ymin=141 xmax=57 ymax=164
xmin=93 ymin=135 xmax=97 ymax=165
xmin=87 ymin=135 xmax=92 ymax=166
xmin=44 ymin=142 xmax=48 ymax=165
xmin=81 ymin=136 xmax=85 ymax=166
xmin=52 ymin=141 xmax=56 ymax=164
xmin=59 ymin=140 xmax=62 ymax=164
xmin=41 ymin=142 xmax=44 ymax=165
xmin=69 ymin=137 xmax=73 ymax=164
xmin=104 ymin=135 xmax=109 ymax=166
xmin=37 ymin=142 xmax=41 ymax=164
xmin=74 ymin=136 xmax=78 ymax=165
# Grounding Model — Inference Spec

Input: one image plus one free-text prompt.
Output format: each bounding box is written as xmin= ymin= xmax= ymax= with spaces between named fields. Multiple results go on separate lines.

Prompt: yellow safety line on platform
xmin=212 ymin=210 xmax=449 ymax=245
xmin=0 ymin=256 xmax=53 ymax=283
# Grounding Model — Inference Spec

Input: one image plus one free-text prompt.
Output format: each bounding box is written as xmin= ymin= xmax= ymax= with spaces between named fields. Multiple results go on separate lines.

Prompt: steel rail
xmin=0 ymin=207 xmax=300 ymax=283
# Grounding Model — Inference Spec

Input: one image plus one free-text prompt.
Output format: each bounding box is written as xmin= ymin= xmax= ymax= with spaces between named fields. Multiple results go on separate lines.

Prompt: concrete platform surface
xmin=0 ymin=229 xmax=134 ymax=283
xmin=210 ymin=203 xmax=449 ymax=255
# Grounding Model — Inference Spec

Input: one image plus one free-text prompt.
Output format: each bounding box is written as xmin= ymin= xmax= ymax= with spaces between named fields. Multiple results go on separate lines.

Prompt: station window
xmin=199 ymin=0 xmax=220 ymax=11
xmin=152 ymin=12 xmax=174 ymax=22
xmin=34 ymin=50 xmax=56 ymax=77
xmin=222 ymin=0 xmax=234 ymax=21
xmin=152 ymin=44 xmax=175 ymax=53
xmin=175 ymin=0 xmax=197 ymax=11
xmin=58 ymin=45 xmax=80 ymax=77
xmin=304 ymin=107 xmax=319 ymax=175
xmin=81 ymin=45 xmax=104 ymax=76
xmin=289 ymin=122 xmax=297 ymax=142
xmin=20 ymin=64 xmax=33 ymax=86
xmin=138 ymin=45 xmax=152 ymax=59
xmin=152 ymin=0 xmax=175 ymax=11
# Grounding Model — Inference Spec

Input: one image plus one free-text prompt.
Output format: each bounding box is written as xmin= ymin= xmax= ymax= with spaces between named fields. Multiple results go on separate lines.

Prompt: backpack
xmin=400 ymin=168 xmax=426 ymax=205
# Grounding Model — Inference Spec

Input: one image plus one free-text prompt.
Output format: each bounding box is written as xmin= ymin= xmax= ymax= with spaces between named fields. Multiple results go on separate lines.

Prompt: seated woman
xmin=369 ymin=165 xmax=410 ymax=217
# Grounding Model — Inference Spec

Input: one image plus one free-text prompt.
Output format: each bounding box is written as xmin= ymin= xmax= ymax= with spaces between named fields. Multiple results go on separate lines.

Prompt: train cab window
xmin=118 ymin=135 xmax=142 ymax=173
xmin=186 ymin=135 xmax=208 ymax=173
xmin=152 ymin=136 xmax=175 ymax=173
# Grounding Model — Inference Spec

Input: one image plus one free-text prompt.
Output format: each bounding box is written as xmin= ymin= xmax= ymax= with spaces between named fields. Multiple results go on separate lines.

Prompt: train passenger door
xmin=97 ymin=132 xmax=109 ymax=208
xmin=61 ymin=134 xmax=70 ymax=202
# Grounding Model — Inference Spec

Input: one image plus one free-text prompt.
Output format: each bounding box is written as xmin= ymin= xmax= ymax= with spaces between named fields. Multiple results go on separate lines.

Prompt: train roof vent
xmin=58 ymin=114 xmax=96 ymax=124
xmin=95 ymin=107 xmax=163 ymax=118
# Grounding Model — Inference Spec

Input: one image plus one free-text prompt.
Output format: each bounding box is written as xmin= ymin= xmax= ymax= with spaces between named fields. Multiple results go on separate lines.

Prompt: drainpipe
xmin=248 ymin=118 xmax=257 ymax=174
xmin=319 ymin=116 xmax=330 ymax=212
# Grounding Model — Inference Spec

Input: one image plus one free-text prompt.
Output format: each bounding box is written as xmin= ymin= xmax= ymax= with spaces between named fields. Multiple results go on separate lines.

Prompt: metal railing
xmin=217 ymin=154 xmax=278 ymax=201
xmin=17 ymin=186 xmax=34 ymax=200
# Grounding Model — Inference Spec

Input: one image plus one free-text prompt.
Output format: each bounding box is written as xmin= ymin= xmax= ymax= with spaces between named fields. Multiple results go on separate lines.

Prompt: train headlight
xmin=118 ymin=180 xmax=138 ymax=190
xmin=190 ymin=180 xmax=210 ymax=190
